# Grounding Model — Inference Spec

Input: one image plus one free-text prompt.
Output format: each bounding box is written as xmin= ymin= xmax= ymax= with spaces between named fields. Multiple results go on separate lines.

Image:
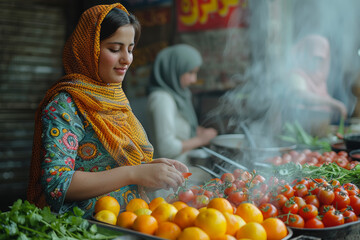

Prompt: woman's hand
xmin=196 ymin=126 xmax=218 ymax=145
xmin=130 ymin=159 xmax=186 ymax=190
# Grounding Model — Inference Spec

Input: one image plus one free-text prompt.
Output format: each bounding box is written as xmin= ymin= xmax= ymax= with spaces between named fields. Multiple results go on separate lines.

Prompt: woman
xmin=147 ymin=44 xmax=217 ymax=184
xmin=291 ymin=34 xmax=347 ymax=121
xmin=27 ymin=3 xmax=187 ymax=218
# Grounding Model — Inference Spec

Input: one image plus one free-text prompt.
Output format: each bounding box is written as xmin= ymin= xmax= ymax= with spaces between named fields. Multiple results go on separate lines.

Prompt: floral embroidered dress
xmin=41 ymin=91 xmax=139 ymax=218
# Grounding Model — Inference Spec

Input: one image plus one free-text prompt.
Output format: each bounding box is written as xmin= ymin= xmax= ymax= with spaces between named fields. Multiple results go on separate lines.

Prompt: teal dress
xmin=40 ymin=91 xmax=140 ymax=218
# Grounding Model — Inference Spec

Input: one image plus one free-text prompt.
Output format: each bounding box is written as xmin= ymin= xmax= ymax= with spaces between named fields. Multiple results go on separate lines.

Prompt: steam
xmin=207 ymin=0 xmax=360 ymax=140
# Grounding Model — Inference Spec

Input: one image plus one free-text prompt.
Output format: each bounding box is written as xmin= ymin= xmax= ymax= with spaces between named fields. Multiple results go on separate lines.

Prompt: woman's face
xmin=99 ymin=24 xmax=135 ymax=84
xmin=180 ymin=67 xmax=200 ymax=88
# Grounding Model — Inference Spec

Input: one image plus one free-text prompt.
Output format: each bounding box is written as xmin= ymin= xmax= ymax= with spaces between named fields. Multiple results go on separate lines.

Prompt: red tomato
xmin=279 ymin=184 xmax=295 ymax=199
xmin=224 ymin=185 xmax=237 ymax=196
xmin=282 ymin=200 xmax=299 ymax=214
xmin=293 ymin=184 xmax=309 ymax=198
xmin=240 ymin=171 xmax=252 ymax=181
xmin=304 ymin=195 xmax=320 ymax=208
xmin=283 ymin=214 xmax=305 ymax=228
xmin=343 ymin=183 xmax=360 ymax=196
xmin=308 ymin=181 xmax=320 ymax=195
xmin=258 ymin=203 xmax=278 ymax=219
xmin=232 ymin=168 xmax=244 ymax=179
xmin=298 ymin=204 xmax=318 ymax=220
xmin=272 ymin=194 xmax=289 ymax=209
xmin=322 ymin=210 xmax=345 ymax=227
xmin=333 ymin=191 xmax=350 ymax=210
xmin=221 ymin=172 xmax=235 ymax=183
xmin=203 ymin=190 xmax=214 ymax=199
xmin=317 ymin=188 xmax=335 ymax=205
xmin=182 ymin=172 xmax=192 ymax=179
xmin=319 ymin=205 xmax=335 ymax=215
xmin=335 ymin=157 xmax=349 ymax=169
xmin=304 ymin=217 xmax=324 ymax=228
xmin=178 ymin=189 xmax=195 ymax=203
xmin=233 ymin=179 xmax=246 ymax=189
xmin=228 ymin=191 xmax=247 ymax=206
xmin=293 ymin=196 xmax=307 ymax=209
xmin=349 ymin=195 xmax=360 ymax=215
xmin=340 ymin=208 xmax=358 ymax=223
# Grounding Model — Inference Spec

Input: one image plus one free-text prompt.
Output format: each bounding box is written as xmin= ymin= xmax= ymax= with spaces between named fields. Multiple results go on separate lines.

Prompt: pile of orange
xmin=94 ymin=196 xmax=288 ymax=240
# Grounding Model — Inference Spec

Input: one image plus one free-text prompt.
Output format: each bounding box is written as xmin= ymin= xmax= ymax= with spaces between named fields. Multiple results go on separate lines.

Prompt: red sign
xmin=177 ymin=0 xmax=249 ymax=32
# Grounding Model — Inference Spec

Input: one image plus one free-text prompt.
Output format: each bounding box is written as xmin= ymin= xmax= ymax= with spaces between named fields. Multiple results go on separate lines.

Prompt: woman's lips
xmin=114 ymin=67 xmax=127 ymax=75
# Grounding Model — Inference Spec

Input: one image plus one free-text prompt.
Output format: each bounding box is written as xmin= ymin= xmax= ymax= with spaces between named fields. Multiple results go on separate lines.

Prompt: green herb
xmin=279 ymin=121 xmax=331 ymax=152
xmin=273 ymin=162 xmax=360 ymax=186
xmin=0 ymin=199 xmax=119 ymax=239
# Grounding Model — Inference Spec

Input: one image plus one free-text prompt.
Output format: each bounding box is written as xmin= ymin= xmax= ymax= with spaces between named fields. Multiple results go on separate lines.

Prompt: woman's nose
xmin=120 ymin=51 xmax=131 ymax=64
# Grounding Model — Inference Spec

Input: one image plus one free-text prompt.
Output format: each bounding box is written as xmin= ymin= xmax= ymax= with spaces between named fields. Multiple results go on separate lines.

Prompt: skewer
xmin=201 ymin=147 xmax=249 ymax=171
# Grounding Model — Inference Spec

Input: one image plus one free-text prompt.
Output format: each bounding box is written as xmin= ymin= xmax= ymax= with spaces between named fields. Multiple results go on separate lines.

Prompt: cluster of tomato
xmin=169 ymin=168 xmax=360 ymax=229
xmin=266 ymin=150 xmax=360 ymax=170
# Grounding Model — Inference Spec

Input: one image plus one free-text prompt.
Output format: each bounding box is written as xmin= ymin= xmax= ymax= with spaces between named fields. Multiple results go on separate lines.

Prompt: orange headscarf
xmin=27 ymin=3 xmax=153 ymax=207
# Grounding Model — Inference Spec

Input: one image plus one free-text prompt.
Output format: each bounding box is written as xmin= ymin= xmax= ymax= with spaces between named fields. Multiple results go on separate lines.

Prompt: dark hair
xmin=100 ymin=8 xmax=141 ymax=45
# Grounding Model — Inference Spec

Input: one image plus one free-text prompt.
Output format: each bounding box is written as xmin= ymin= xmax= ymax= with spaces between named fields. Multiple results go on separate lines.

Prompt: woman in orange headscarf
xmin=27 ymin=3 xmax=187 ymax=218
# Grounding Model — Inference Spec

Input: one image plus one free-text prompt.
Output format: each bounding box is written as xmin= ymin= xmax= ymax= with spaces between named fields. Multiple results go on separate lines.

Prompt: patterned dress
xmin=40 ymin=91 xmax=139 ymax=218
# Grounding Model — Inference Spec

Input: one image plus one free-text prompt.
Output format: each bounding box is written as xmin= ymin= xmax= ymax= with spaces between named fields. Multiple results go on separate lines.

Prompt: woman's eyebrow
xmin=107 ymin=42 xmax=134 ymax=46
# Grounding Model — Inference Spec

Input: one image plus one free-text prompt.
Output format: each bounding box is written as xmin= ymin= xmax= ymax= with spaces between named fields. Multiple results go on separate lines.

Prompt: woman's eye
xmin=110 ymin=49 xmax=120 ymax=53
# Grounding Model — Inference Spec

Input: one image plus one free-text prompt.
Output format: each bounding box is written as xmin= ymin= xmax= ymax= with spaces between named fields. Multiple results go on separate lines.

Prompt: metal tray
xmin=90 ymin=218 xmax=293 ymax=240
xmin=290 ymin=220 xmax=360 ymax=240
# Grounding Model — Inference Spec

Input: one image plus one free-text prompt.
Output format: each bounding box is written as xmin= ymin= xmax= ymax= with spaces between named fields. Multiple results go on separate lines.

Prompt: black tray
xmin=290 ymin=220 xmax=360 ymax=240
xmin=90 ymin=218 xmax=293 ymax=240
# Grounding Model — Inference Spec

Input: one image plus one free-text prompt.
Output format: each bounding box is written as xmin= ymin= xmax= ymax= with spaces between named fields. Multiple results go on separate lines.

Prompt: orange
xmin=94 ymin=196 xmax=120 ymax=216
xmin=212 ymin=235 xmax=237 ymax=240
xmin=199 ymin=207 xmax=207 ymax=213
xmin=261 ymin=217 xmax=288 ymax=240
xmin=134 ymin=208 xmax=152 ymax=216
xmin=235 ymin=202 xmax=263 ymax=223
xmin=172 ymin=201 xmax=188 ymax=210
xmin=126 ymin=198 xmax=149 ymax=213
xmin=223 ymin=212 xmax=246 ymax=236
xmin=194 ymin=208 xmax=227 ymax=239
xmin=177 ymin=227 xmax=210 ymax=240
xmin=116 ymin=211 xmax=137 ymax=229
xmin=207 ymin=198 xmax=234 ymax=214
xmin=236 ymin=222 xmax=267 ymax=240
xmin=149 ymin=197 xmax=166 ymax=211
xmin=94 ymin=209 xmax=117 ymax=225
xmin=173 ymin=206 xmax=200 ymax=229
xmin=151 ymin=203 xmax=178 ymax=223
xmin=155 ymin=221 xmax=181 ymax=240
xmin=132 ymin=215 xmax=158 ymax=235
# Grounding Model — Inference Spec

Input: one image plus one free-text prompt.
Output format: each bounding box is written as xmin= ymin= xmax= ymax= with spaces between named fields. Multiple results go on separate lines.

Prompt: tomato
xmin=203 ymin=190 xmax=214 ymax=199
xmin=317 ymin=188 xmax=335 ymax=205
xmin=340 ymin=208 xmax=358 ymax=223
xmin=333 ymin=191 xmax=350 ymax=210
xmin=335 ymin=157 xmax=349 ymax=169
xmin=293 ymin=184 xmax=309 ymax=198
xmin=254 ymin=174 xmax=266 ymax=183
xmin=322 ymin=210 xmax=344 ymax=227
xmin=329 ymin=179 xmax=341 ymax=188
xmin=228 ymin=191 xmax=247 ymax=206
xmin=232 ymin=168 xmax=244 ymax=179
xmin=282 ymin=200 xmax=299 ymax=214
xmin=233 ymin=179 xmax=246 ymax=189
xmin=298 ymin=204 xmax=318 ymax=220
xmin=224 ymin=185 xmax=237 ymax=196
xmin=293 ymin=196 xmax=307 ymax=209
xmin=292 ymin=178 xmax=309 ymax=188
xmin=279 ymin=184 xmax=295 ymax=199
xmin=338 ymin=151 xmax=348 ymax=158
xmin=304 ymin=195 xmax=320 ymax=208
xmin=349 ymin=195 xmax=360 ymax=215
xmin=221 ymin=173 xmax=235 ymax=183
xmin=304 ymin=217 xmax=324 ymax=228
xmin=191 ymin=194 xmax=209 ymax=209
xmin=190 ymin=185 xmax=202 ymax=195
xmin=240 ymin=171 xmax=252 ymax=181
xmin=272 ymin=194 xmax=288 ymax=209
xmin=308 ymin=182 xmax=320 ymax=195
xmin=178 ymin=189 xmax=195 ymax=203
xmin=258 ymin=203 xmax=278 ymax=219
xmin=319 ymin=205 xmax=335 ymax=215
xmin=343 ymin=183 xmax=360 ymax=196
xmin=182 ymin=172 xmax=192 ymax=179
xmin=283 ymin=214 xmax=305 ymax=228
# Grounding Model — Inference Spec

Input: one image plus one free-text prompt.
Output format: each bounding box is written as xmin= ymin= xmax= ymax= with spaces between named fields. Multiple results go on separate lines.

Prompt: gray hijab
xmin=148 ymin=44 xmax=203 ymax=137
